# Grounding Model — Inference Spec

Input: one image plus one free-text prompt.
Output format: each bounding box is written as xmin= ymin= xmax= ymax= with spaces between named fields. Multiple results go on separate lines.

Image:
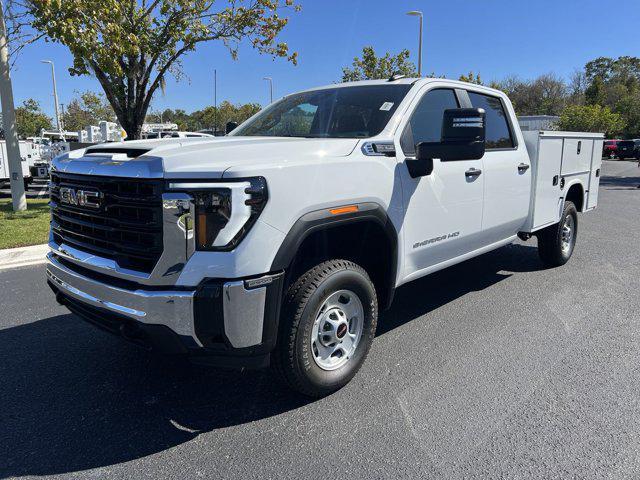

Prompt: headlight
xmin=169 ymin=177 xmax=268 ymax=251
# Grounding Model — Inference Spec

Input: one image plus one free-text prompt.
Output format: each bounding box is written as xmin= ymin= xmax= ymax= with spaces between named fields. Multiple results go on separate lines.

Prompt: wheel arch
xmin=564 ymin=181 xmax=585 ymax=212
xmin=271 ymin=202 xmax=399 ymax=310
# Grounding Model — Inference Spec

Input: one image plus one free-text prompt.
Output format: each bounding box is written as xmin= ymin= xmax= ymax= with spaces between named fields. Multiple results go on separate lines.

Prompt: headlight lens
xmin=190 ymin=177 xmax=268 ymax=251
xmin=169 ymin=177 xmax=268 ymax=251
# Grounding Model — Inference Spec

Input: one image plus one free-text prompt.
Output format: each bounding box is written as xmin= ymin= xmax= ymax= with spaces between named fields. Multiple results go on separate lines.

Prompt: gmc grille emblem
xmin=59 ymin=187 xmax=102 ymax=209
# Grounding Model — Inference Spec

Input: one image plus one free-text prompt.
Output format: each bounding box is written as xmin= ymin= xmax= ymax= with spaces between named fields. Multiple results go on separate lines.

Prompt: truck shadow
xmin=599 ymin=174 xmax=640 ymax=190
xmin=378 ymin=243 xmax=542 ymax=335
xmin=0 ymin=243 xmax=543 ymax=478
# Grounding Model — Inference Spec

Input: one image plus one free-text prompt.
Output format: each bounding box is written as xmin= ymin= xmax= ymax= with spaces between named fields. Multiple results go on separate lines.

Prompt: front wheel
xmin=537 ymin=201 xmax=578 ymax=267
xmin=273 ymin=259 xmax=378 ymax=397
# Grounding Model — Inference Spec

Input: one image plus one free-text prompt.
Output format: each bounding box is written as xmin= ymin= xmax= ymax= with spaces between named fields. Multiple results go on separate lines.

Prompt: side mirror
xmin=225 ymin=121 xmax=238 ymax=134
xmin=408 ymin=108 xmax=486 ymax=178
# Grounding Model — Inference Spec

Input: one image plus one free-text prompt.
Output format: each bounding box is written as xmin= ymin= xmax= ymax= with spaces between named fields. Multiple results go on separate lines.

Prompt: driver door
xmin=397 ymin=87 xmax=485 ymax=282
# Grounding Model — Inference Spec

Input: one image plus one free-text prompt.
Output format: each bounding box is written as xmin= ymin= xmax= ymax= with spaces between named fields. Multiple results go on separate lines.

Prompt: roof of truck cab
xmin=295 ymin=77 xmax=507 ymax=97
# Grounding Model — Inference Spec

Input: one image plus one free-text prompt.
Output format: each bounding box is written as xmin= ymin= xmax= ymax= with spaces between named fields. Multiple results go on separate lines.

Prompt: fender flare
xmin=271 ymin=202 xmax=399 ymax=309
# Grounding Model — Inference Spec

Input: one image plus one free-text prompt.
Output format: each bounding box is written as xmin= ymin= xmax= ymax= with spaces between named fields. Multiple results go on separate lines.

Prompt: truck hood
xmin=52 ymin=137 xmax=360 ymax=179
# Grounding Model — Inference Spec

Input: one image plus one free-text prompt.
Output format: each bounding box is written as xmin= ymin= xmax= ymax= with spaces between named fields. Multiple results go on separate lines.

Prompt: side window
xmin=467 ymin=92 xmax=514 ymax=149
xmin=401 ymin=88 xmax=458 ymax=156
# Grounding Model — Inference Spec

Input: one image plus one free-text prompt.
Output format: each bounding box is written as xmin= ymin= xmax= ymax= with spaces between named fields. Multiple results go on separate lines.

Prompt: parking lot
xmin=1 ymin=160 xmax=639 ymax=479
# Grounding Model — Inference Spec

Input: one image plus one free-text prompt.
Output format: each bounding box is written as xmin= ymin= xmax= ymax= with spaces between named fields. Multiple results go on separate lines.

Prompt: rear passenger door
xmin=466 ymin=91 xmax=531 ymax=243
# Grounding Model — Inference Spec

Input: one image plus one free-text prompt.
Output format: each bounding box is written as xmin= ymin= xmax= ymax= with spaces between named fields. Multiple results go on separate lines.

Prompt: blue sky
xmin=10 ymin=0 xmax=640 ymax=118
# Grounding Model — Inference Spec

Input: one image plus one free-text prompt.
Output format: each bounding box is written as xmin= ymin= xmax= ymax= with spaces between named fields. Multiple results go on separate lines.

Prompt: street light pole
xmin=0 ymin=0 xmax=26 ymax=211
xmin=263 ymin=76 xmax=273 ymax=104
xmin=214 ymin=69 xmax=217 ymax=134
xmin=406 ymin=11 xmax=423 ymax=77
xmin=41 ymin=60 xmax=64 ymax=140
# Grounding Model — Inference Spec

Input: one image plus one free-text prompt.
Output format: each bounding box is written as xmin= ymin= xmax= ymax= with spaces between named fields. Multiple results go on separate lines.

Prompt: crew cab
xmin=46 ymin=78 xmax=603 ymax=397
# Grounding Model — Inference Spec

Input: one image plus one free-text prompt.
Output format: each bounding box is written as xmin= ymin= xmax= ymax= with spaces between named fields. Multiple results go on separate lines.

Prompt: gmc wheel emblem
xmin=59 ymin=187 xmax=102 ymax=209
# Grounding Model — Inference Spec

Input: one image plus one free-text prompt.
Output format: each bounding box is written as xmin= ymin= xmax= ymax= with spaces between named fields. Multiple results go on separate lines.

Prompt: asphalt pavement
xmin=1 ymin=160 xmax=639 ymax=479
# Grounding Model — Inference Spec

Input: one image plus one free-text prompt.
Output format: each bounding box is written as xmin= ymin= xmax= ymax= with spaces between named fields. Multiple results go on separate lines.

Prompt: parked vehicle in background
xmin=0 ymin=140 xmax=33 ymax=188
xmin=603 ymin=139 xmax=620 ymax=158
xmin=144 ymin=131 xmax=214 ymax=139
xmin=617 ymin=140 xmax=640 ymax=159
xmin=160 ymin=131 xmax=214 ymax=138
xmin=46 ymin=78 xmax=603 ymax=397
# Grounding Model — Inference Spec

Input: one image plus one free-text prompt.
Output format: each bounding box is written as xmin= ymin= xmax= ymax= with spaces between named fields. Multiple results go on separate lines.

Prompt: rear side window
xmin=401 ymin=88 xmax=459 ymax=155
xmin=468 ymin=92 xmax=514 ymax=149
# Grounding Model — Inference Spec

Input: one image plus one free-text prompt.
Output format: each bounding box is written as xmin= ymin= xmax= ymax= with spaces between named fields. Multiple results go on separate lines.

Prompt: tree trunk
xmin=96 ymin=64 xmax=154 ymax=141
xmin=124 ymin=121 xmax=144 ymax=140
xmin=117 ymin=109 xmax=145 ymax=140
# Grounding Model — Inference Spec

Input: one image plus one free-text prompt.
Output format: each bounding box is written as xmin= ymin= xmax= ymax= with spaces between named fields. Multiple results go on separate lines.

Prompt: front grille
xmin=50 ymin=172 xmax=163 ymax=273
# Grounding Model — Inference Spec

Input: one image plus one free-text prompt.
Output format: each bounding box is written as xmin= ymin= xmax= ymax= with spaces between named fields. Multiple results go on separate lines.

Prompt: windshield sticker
xmin=380 ymin=102 xmax=394 ymax=111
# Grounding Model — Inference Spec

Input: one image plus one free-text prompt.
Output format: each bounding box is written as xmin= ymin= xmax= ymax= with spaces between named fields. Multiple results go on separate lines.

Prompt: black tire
xmin=537 ymin=201 xmax=578 ymax=267
xmin=273 ymin=259 xmax=378 ymax=398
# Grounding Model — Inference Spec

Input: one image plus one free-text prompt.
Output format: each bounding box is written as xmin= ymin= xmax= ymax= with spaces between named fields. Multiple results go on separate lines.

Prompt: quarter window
xmin=467 ymin=92 xmax=514 ymax=149
xmin=401 ymin=89 xmax=459 ymax=156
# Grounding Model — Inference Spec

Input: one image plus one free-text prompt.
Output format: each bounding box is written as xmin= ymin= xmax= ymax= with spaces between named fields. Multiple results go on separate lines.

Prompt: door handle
xmin=518 ymin=163 xmax=530 ymax=173
xmin=465 ymin=168 xmax=482 ymax=178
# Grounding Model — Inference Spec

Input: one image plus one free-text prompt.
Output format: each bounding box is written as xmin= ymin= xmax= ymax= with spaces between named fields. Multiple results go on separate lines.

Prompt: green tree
xmin=14 ymin=99 xmax=52 ymax=138
xmin=582 ymin=56 xmax=640 ymax=137
xmin=188 ymin=101 xmax=261 ymax=132
xmin=341 ymin=46 xmax=417 ymax=82
xmin=493 ymin=74 xmax=568 ymax=116
xmin=12 ymin=0 xmax=300 ymax=139
xmin=62 ymin=91 xmax=116 ymax=131
xmin=459 ymin=72 xmax=483 ymax=85
xmin=558 ymin=104 xmax=625 ymax=137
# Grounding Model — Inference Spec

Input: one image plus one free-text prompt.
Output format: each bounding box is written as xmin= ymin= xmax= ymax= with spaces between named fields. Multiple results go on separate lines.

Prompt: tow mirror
xmin=225 ymin=121 xmax=238 ymax=134
xmin=408 ymin=108 xmax=486 ymax=178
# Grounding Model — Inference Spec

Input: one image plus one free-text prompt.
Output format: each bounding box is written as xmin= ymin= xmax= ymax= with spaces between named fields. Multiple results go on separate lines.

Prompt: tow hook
xmin=518 ymin=232 xmax=532 ymax=241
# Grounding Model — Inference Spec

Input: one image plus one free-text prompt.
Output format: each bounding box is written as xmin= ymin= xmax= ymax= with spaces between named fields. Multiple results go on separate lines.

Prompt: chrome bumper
xmin=46 ymin=252 xmax=200 ymax=345
xmin=46 ymin=252 xmax=282 ymax=351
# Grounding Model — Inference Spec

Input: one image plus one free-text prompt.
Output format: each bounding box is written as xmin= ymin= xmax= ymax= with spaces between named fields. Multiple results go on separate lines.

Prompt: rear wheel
xmin=274 ymin=259 xmax=378 ymax=397
xmin=537 ymin=201 xmax=578 ymax=267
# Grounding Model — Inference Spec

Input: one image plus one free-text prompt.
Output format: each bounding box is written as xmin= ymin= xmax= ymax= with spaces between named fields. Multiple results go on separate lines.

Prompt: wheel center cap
xmin=336 ymin=323 xmax=348 ymax=339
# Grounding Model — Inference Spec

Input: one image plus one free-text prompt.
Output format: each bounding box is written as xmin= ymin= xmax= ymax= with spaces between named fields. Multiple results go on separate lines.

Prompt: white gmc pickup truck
xmin=46 ymin=77 xmax=603 ymax=397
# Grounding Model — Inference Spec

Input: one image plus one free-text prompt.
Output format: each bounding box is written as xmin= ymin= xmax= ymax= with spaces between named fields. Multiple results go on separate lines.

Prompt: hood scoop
xmin=85 ymin=146 xmax=152 ymax=159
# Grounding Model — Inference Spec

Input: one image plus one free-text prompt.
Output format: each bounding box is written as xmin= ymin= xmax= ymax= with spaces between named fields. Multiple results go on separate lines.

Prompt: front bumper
xmin=46 ymin=252 xmax=284 ymax=368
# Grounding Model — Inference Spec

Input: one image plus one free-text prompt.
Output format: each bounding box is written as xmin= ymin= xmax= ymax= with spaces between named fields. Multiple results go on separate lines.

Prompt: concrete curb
xmin=0 ymin=244 xmax=48 ymax=271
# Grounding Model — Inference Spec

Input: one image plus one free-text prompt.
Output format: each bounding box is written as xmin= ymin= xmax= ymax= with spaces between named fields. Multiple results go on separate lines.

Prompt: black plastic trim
xmin=193 ymin=272 xmax=285 ymax=356
xmin=271 ymin=202 xmax=398 ymax=309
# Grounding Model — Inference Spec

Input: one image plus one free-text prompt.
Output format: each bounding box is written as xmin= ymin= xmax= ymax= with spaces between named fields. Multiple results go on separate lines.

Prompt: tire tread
xmin=273 ymin=259 xmax=377 ymax=397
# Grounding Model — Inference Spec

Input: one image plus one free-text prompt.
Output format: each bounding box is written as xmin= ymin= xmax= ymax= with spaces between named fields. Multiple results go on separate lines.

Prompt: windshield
xmin=232 ymin=84 xmax=412 ymax=138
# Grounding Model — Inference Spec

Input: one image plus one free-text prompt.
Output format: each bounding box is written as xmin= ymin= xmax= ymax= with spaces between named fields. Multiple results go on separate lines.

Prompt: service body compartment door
xmin=522 ymin=132 xmax=563 ymax=231
xmin=586 ymin=139 xmax=603 ymax=210
xmin=533 ymin=138 xmax=563 ymax=228
xmin=561 ymin=138 xmax=593 ymax=175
